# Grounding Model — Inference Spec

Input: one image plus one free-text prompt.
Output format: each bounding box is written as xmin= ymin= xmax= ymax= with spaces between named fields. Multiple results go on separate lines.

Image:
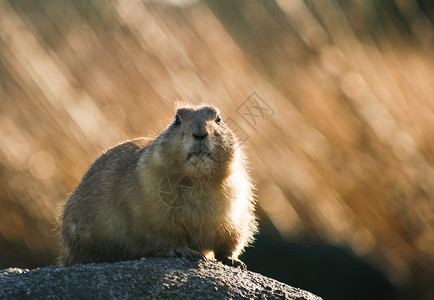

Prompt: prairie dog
xmin=60 ymin=104 xmax=257 ymax=268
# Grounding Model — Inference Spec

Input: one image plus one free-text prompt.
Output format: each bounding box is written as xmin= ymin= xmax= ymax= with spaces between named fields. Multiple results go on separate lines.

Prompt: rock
xmin=0 ymin=257 xmax=322 ymax=299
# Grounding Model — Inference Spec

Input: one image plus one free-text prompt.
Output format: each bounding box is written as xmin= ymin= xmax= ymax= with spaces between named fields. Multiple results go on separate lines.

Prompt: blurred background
xmin=0 ymin=0 xmax=433 ymax=299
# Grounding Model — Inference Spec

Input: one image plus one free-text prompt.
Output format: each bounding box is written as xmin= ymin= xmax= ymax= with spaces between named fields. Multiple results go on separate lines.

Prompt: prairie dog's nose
xmin=193 ymin=132 xmax=208 ymax=140
xmin=192 ymin=124 xmax=208 ymax=140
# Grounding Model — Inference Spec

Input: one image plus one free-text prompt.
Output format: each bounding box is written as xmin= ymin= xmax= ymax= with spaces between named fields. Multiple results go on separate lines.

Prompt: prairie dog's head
xmin=157 ymin=105 xmax=238 ymax=179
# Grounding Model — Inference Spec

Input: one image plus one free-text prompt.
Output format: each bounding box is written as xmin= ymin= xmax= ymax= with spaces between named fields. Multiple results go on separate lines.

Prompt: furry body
xmin=60 ymin=105 xmax=257 ymax=268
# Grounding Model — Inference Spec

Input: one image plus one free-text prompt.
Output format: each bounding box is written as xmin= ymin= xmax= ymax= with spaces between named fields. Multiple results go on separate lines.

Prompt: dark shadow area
xmin=242 ymin=223 xmax=401 ymax=300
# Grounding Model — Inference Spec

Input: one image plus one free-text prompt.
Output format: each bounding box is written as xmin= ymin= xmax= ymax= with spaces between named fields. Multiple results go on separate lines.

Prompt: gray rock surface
xmin=0 ymin=257 xmax=322 ymax=299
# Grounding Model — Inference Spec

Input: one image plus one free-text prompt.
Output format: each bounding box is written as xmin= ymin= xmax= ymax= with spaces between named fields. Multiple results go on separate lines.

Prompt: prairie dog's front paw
xmin=171 ymin=248 xmax=206 ymax=261
xmin=217 ymin=256 xmax=247 ymax=270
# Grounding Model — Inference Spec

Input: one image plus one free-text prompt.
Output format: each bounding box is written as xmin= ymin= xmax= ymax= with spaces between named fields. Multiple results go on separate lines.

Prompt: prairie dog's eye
xmin=215 ymin=115 xmax=222 ymax=124
xmin=173 ymin=115 xmax=181 ymax=126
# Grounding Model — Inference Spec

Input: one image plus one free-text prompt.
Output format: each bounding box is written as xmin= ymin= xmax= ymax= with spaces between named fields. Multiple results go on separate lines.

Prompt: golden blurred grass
xmin=0 ymin=0 xmax=433 ymax=297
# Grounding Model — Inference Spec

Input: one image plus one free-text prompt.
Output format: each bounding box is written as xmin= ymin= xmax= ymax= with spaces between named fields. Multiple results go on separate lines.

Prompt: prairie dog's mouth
xmin=187 ymin=152 xmax=211 ymax=162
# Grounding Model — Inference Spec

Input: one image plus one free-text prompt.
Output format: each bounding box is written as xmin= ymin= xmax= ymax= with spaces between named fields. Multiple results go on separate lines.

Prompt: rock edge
xmin=0 ymin=257 xmax=322 ymax=299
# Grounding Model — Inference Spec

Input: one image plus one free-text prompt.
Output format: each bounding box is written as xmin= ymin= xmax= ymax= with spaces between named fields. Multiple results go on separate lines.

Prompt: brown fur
xmin=60 ymin=105 xmax=257 ymax=268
